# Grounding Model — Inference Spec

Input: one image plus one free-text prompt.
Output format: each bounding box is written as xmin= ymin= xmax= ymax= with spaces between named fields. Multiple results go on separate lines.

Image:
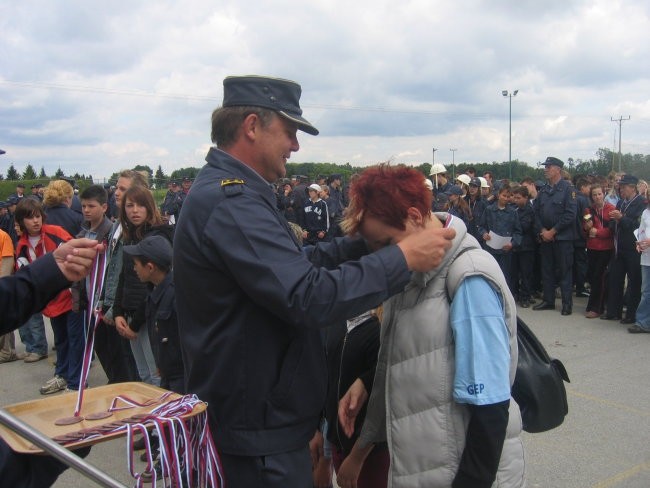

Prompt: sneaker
xmin=0 ymin=352 xmax=20 ymax=363
xmin=24 ymin=352 xmax=48 ymax=363
xmin=627 ymin=325 xmax=650 ymax=334
xmin=39 ymin=375 xmax=67 ymax=395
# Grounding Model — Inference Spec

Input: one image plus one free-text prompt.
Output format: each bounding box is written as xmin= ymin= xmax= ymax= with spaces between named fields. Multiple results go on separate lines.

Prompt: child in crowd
xmin=479 ymin=185 xmax=522 ymax=289
xmin=445 ymin=186 xmax=471 ymax=229
xmin=510 ymin=186 xmax=536 ymax=307
xmin=113 ymin=186 xmax=173 ymax=386
xmin=302 ymin=183 xmax=329 ymax=245
xmin=14 ymin=198 xmax=84 ymax=394
xmin=123 ymin=235 xmax=184 ymax=393
xmin=72 ymin=185 xmax=113 ymax=324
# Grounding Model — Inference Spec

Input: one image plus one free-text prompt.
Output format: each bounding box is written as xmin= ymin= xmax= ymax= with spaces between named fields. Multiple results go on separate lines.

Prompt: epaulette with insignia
xmin=221 ymin=178 xmax=245 ymax=197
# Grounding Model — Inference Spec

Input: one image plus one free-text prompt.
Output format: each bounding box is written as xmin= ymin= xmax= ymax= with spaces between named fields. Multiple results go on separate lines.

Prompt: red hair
xmin=342 ymin=164 xmax=432 ymax=234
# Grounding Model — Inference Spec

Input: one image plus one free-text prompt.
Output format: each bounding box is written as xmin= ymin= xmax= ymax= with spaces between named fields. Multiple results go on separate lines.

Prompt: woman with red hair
xmin=337 ymin=164 xmax=525 ymax=488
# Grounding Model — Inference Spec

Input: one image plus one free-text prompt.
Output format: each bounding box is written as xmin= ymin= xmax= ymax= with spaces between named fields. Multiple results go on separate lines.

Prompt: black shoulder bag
xmin=512 ymin=316 xmax=570 ymax=433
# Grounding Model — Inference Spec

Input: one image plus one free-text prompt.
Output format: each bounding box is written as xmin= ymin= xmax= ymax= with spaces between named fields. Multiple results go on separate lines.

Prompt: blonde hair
xmin=43 ymin=180 xmax=73 ymax=206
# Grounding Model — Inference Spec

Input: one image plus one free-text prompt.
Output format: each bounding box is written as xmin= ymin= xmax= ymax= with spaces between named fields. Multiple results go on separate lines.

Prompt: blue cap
xmin=445 ymin=186 xmax=463 ymax=196
xmin=123 ymin=235 xmax=172 ymax=268
xmin=542 ymin=157 xmax=564 ymax=168
xmin=222 ymin=75 xmax=319 ymax=135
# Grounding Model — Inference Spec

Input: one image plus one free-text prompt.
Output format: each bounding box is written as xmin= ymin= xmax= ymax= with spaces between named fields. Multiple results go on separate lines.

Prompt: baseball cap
xmin=308 ymin=183 xmax=322 ymax=192
xmin=222 ymin=75 xmax=319 ymax=136
xmin=123 ymin=235 xmax=172 ymax=268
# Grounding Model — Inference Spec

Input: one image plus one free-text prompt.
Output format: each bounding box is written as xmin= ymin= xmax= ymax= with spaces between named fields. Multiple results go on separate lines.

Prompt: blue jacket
xmin=534 ymin=179 xmax=577 ymax=241
xmin=479 ymin=202 xmax=522 ymax=253
xmin=173 ymin=147 xmax=411 ymax=456
xmin=515 ymin=204 xmax=536 ymax=252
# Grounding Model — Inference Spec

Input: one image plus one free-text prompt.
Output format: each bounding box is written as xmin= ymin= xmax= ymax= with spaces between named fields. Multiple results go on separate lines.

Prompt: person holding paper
xmin=479 ymin=185 xmax=522 ymax=292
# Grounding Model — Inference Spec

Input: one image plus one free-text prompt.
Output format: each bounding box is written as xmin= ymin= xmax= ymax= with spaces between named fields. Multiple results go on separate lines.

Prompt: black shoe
xmin=533 ymin=301 xmax=554 ymax=311
xmin=519 ymin=300 xmax=530 ymax=308
xmin=576 ymin=291 xmax=590 ymax=298
xmin=620 ymin=317 xmax=636 ymax=324
xmin=561 ymin=305 xmax=572 ymax=315
xmin=628 ymin=325 xmax=650 ymax=334
xmin=600 ymin=315 xmax=621 ymax=321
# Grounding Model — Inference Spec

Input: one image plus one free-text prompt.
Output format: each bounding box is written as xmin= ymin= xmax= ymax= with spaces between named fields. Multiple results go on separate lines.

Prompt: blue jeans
xmin=50 ymin=311 xmax=85 ymax=389
xmin=129 ymin=325 xmax=160 ymax=386
xmin=18 ymin=314 xmax=48 ymax=356
xmin=635 ymin=265 xmax=650 ymax=330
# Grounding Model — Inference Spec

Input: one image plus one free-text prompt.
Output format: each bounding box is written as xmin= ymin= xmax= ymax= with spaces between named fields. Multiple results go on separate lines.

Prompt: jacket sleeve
xmin=552 ymin=184 xmax=577 ymax=234
xmin=204 ymin=192 xmax=412 ymax=329
xmin=511 ymin=210 xmax=522 ymax=248
xmin=452 ymin=400 xmax=509 ymax=488
xmin=0 ymin=253 xmax=70 ymax=334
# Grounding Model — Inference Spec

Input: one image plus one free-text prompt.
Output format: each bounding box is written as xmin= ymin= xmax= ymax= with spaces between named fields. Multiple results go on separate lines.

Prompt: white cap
xmin=308 ymin=183 xmax=322 ymax=192
xmin=429 ymin=163 xmax=447 ymax=176
xmin=456 ymin=174 xmax=471 ymax=186
xmin=478 ymin=176 xmax=490 ymax=188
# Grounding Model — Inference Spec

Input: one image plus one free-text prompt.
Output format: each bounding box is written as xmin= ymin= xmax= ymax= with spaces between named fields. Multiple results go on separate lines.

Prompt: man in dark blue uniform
xmin=533 ymin=157 xmax=577 ymax=315
xmin=602 ymin=174 xmax=645 ymax=323
xmin=173 ymin=75 xmax=455 ymax=487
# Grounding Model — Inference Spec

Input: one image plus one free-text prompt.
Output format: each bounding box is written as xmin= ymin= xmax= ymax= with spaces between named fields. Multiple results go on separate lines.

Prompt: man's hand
xmin=338 ymin=378 xmax=368 ymax=438
xmin=336 ymin=441 xmax=373 ymax=488
xmin=397 ymin=226 xmax=455 ymax=272
xmin=540 ymin=228 xmax=555 ymax=242
xmin=52 ymin=238 xmax=104 ymax=282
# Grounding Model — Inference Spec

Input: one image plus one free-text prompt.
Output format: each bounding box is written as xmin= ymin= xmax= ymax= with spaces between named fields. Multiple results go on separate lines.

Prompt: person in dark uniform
xmin=601 ymin=174 xmax=645 ymax=323
xmin=573 ymin=178 xmax=591 ymax=297
xmin=173 ymin=75 xmax=455 ymax=488
xmin=160 ymin=180 xmax=183 ymax=225
xmin=429 ymin=163 xmax=451 ymax=211
xmin=533 ymin=157 xmax=577 ymax=315
xmin=302 ymin=183 xmax=330 ymax=245
xmin=0 ymin=238 xmax=100 ymax=488
xmin=511 ymin=185 xmax=536 ymax=307
xmin=464 ymin=177 xmax=487 ymax=244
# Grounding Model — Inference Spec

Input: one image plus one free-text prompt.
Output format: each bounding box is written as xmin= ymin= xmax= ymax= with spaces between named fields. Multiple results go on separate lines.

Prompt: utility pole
xmin=450 ymin=149 xmax=457 ymax=179
xmin=432 ymin=147 xmax=437 ymax=165
xmin=611 ymin=116 xmax=630 ymax=172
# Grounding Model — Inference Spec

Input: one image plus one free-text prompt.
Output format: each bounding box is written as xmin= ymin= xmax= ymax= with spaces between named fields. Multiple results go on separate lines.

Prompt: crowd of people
xmin=1 ymin=74 xmax=649 ymax=488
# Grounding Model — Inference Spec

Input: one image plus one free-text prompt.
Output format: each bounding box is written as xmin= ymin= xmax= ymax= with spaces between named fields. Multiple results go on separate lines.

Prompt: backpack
xmin=446 ymin=250 xmax=570 ymax=433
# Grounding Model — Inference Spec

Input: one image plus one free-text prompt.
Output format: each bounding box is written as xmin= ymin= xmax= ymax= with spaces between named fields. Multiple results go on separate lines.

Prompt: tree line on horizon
xmin=2 ymin=148 xmax=650 ymax=187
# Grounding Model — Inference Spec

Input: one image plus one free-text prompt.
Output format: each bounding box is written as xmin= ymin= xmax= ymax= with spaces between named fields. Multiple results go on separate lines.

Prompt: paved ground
xmin=1 ymin=295 xmax=649 ymax=487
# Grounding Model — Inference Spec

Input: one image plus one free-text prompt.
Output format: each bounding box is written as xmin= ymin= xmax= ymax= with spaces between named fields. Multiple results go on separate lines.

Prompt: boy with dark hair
xmin=479 ymin=186 xmax=522 ymax=290
xmin=123 ymin=235 xmax=184 ymax=393
xmin=511 ymin=186 xmax=536 ymax=307
xmin=72 ymin=185 xmax=116 ymax=378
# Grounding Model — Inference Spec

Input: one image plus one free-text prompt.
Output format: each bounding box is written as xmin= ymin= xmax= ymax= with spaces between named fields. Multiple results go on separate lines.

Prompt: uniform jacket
xmin=574 ymin=193 xmax=590 ymax=246
xmin=514 ymin=204 xmax=536 ymax=252
xmin=534 ymin=179 xmax=577 ymax=240
xmin=358 ymin=214 xmax=525 ymax=488
xmin=15 ymin=224 xmax=72 ymax=318
xmin=173 ymin=147 xmax=411 ymax=456
xmin=609 ymin=194 xmax=646 ymax=253
xmin=479 ymin=202 xmax=523 ymax=254
xmin=44 ymin=204 xmax=83 ymax=237
xmin=465 ymin=196 xmax=487 ymax=243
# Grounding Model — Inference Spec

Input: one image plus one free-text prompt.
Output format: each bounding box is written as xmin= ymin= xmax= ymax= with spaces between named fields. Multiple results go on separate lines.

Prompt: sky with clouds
xmin=1 ymin=0 xmax=649 ymax=180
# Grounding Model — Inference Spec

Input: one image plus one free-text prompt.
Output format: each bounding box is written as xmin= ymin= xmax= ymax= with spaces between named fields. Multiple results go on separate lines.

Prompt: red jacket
xmin=15 ymin=224 xmax=73 ymax=317
xmin=584 ymin=203 xmax=615 ymax=251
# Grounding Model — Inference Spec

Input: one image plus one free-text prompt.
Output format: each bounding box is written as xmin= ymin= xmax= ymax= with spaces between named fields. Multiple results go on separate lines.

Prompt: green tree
xmin=7 ymin=164 xmax=20 ymax=180
xmin=54 ymin=167 xmax=65 ymax=178
xmin=23 ymin=164 xmax=37 ymax=180
xmin=155 ymin=165 xmax=166 ymax=181
xmin=39 ymin=167 xmax=47 ymax=178
xmin=133 ymin=164 xmax=153 ymax=181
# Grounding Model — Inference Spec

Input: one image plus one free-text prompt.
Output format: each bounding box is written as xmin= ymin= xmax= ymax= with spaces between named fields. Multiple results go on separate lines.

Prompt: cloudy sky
xmin=1 ymin=0 xmax=649 ymax=180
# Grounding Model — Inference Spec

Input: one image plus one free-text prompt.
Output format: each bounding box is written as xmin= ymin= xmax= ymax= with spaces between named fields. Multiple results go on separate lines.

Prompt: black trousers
xmin=94 ymin=320 xmax=138 ymax=383
xmin=219 ymin=446 xmax=312 ymax=488
xmin=586 ymin=249 xmax=612 ymax=314
xmin=573 ymin=244 xmax=588 ymax=293
xmin=512 ymin=250 xmax=534 ymax=301
xmin=606 ymin=250 xmax=641 ymax=320
xmin=540 ymin=240 xmax=574 ymax=306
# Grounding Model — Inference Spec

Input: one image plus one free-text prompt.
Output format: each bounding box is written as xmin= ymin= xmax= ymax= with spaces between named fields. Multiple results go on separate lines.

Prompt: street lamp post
xmin=502 ymin=90 xmax=518 ymax=179
xmin=450 ymin=149 xmax=457 ymax=179
xmin=432 ymin=147 xmax=437 ymax=165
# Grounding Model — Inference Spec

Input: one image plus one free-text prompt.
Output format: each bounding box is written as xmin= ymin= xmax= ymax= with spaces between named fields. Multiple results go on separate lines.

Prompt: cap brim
xmin=278 ymin=110 xmax=319 ymax=135
xmin=122 ymin=244 xmax=143 ymax=256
